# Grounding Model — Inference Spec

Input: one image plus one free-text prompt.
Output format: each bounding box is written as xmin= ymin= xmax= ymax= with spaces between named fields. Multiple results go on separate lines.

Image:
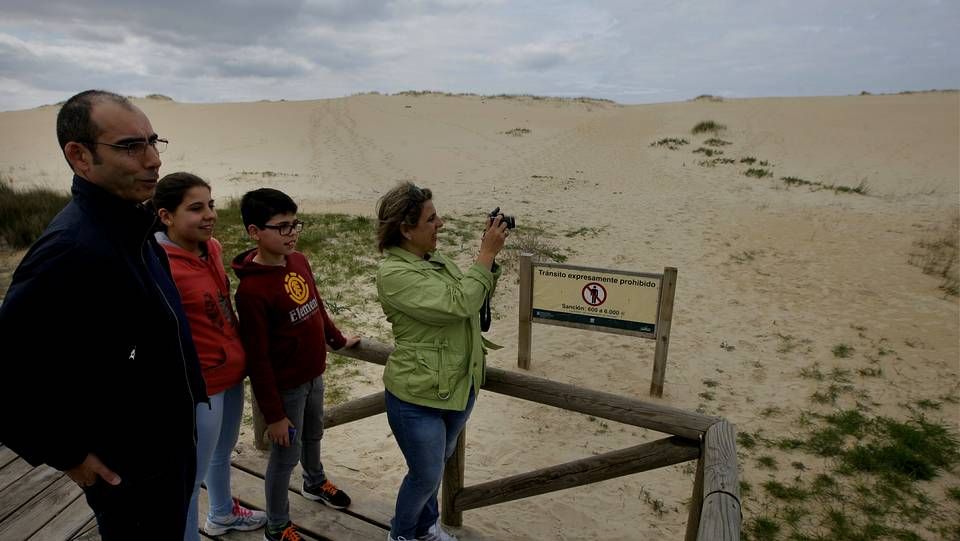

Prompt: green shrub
xmin=0 ymin=179 xmax=71 ymax=249
xmin=691 ymin=120 xmax=727 ymax=134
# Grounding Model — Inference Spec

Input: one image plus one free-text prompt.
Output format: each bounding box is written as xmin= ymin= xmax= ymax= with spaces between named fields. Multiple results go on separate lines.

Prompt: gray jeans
xmin=265 ymin=375 xmax=326 ymax=527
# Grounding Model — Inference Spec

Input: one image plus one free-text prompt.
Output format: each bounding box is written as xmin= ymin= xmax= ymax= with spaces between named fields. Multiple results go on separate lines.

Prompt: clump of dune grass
xmin=0 ymin=177 xmax=71 ymax=249
xmin=564 ymin=225 xmax=606 ymax=238
xmin=744 ymin=168 xmax=773 ymax=179
xmin=832 ymin=343 xmax=854 ymax=358
xmin=776 ymin=333 xmax=812 ymax=354
xmin=697 ymin=158 xmax=736 ymax=167
xmin=396 ymin=90 xmax=448 ymax=97
xmin=780 ymin=176 xmax=871 ymax=195
xmin=504 ymin=127 xmax=532 ymax=137
xmin=649 ymin=137 xmax=689 ymax=149
xmin=739 ymin=157 xmax=757 ymax=165
xmin=824 ymin=180 xmax=869 ymax=195
xmin=729 ymin=249 xmax=759 ymax=264
xmin=909 ymin=215 xmax=959 ymax=296
xmin=692 ymin=147 xmax=723 ymax=157
xmin=691 ymin=120 xmax=726 ymax=134
xmin=781 ymin=176 xmax=815 ymax=187
xmin=703 ymin=138 xmax=731 ymax=147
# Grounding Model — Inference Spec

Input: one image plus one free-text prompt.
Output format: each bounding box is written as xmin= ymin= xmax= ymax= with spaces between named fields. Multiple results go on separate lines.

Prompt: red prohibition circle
xmin=582 ymin=282 xmax=607 ymax=306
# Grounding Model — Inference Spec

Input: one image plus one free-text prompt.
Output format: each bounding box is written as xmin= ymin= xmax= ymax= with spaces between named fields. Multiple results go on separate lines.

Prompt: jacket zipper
xmin=143 ymin=229 xmax=199 ymax=447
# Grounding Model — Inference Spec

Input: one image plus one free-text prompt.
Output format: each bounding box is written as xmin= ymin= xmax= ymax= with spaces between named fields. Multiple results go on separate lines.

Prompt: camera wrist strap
xmin=480 ymin=294 xmax=492 ymax=332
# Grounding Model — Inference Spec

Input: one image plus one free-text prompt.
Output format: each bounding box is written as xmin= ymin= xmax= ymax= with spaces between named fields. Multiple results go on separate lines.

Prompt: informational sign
xmin=531 ymin=263 xmax=662 ymax=338
xmin=517 ymin=254 xmax=677 ymax=396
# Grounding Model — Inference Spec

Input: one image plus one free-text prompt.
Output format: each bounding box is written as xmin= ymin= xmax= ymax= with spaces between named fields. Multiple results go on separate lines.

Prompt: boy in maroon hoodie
xmin=232 ymin=188 xmax=360 ymax=541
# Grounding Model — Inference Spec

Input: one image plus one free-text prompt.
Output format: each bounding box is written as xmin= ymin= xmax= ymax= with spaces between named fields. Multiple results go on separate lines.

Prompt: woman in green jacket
xmin=376 ymin=182 xmax=508 ymax=541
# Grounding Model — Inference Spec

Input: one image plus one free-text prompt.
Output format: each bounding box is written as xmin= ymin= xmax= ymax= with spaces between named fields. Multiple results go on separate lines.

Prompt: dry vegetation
xmin=909 ymin=215 xmax=960 ymax=296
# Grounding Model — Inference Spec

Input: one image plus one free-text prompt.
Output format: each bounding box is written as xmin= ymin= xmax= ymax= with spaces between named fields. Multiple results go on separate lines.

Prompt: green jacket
xmin=377 ymin=246 xmax=501 ymax=410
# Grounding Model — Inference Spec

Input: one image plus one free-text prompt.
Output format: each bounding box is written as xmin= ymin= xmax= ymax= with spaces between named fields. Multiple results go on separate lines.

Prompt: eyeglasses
xmin=89 ymin=137 xmax=168 ymax=157
xmin=261 ymin=220 xmax=304 ymax=236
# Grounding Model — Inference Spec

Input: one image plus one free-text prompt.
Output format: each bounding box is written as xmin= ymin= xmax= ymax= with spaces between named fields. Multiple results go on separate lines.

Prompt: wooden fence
xmin=263 ymin=339 xmax=741 ymax=540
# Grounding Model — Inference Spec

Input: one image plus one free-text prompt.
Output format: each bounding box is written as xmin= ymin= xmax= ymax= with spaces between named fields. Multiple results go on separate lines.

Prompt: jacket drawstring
xmin=436 ymin=338 xmax=450 ymax=400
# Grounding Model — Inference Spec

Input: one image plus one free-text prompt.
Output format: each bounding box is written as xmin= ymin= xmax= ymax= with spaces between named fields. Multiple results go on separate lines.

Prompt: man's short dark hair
xmin=56 ymin=90 xmax=133 ymax=166
xmin=240 ymin=188 xmax=298 ymax=228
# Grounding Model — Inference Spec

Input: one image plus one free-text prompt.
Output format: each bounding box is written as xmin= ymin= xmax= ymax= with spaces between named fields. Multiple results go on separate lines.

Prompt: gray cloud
xmin=0 ymin=0 xmax=957 ymax=111
xmin=1 ymin=0 xmax=305 ymax=47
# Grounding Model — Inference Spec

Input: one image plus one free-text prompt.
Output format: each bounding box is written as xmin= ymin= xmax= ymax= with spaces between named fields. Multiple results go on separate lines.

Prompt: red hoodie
xmin=158 ymin=236 xmax=246 ymax=396
xmin=232 ymin=248 xmax=347 ymax=424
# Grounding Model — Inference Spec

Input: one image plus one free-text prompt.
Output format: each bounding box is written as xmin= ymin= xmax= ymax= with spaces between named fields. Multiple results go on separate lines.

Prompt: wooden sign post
xmin=517 ymin=253 xmax=677 ymax=397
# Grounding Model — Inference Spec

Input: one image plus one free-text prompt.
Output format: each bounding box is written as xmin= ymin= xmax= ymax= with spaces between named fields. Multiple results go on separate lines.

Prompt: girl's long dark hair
xmin=152 ymin=172 xmax=211 ymax=231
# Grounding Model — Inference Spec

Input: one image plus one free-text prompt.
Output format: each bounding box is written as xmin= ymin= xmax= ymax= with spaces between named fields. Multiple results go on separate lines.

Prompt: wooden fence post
xmin=518 ymin=253 xmax=533 ymax=370
xmin=684 ymin=450 xmax=705 ymax=541
xmin=441 ymin=428 xmax=466 ymax=527
xmin=650 ymin=267 xmax=677 ymax=397
xmin=696 ymin=421 xmax=741 ymax=540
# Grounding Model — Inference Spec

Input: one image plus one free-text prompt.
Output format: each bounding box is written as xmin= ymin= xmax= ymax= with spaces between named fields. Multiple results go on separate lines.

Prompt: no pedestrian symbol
xmin=582 ymin=282 xmax=607 ymax=306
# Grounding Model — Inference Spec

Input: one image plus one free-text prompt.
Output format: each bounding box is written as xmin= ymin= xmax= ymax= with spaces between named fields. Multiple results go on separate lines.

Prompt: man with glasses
xmin=0 ymin=90 xmax=207 ymax=538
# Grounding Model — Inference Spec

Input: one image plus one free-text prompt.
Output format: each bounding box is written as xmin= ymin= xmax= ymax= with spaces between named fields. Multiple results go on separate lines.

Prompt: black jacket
xmin=0 ymin=175 xmax=208 ymax=480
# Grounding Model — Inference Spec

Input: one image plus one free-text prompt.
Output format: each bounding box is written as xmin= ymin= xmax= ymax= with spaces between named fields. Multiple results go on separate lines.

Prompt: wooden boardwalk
xmin=0 ymin=445 xmax=390 ymax=540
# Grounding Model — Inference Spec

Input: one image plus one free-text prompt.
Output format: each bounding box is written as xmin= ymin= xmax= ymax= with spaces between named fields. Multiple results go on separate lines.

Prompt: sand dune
xmin=1 ymin=91 xmax=957 ymax=539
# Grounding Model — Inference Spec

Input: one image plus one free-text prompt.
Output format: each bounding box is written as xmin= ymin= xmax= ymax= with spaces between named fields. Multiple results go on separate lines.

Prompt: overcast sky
xmin=1 ymin=0 xmax=957 ymax=111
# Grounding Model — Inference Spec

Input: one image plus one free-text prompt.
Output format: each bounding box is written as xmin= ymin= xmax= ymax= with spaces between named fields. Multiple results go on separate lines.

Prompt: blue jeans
xmin=385 ymin=389 xmax=475 ymax=539
xmin=266 ymin=375 xmax=327 ymax=529
xmin=184 ymin=382 xmax=244 ymax=541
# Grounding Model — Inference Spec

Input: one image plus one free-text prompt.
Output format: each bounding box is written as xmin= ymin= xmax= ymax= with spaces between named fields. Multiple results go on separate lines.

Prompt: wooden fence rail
xmin=314 ymin=338 xmax=740 ymax=540
xmin=454 ymin=436 xmax=699 ymax=511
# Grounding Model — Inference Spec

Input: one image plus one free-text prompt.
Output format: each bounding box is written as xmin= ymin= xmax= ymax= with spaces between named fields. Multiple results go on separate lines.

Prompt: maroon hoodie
xmin=232 ymin=248 xmax=347 ymax=423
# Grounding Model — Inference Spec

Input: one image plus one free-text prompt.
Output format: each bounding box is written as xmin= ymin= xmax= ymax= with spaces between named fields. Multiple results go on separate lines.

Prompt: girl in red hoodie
xmin=153 ymin=172 xmax=267 ymax=539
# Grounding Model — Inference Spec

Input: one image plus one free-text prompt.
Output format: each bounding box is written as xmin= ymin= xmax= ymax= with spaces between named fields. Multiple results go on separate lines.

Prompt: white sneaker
xmin=417 ymin=520 xmax=458 ymax=541
xmin=387 ymin=533 xmax=412 ymax=541
xmin=203 ymin=497 xmax=268 ymax=535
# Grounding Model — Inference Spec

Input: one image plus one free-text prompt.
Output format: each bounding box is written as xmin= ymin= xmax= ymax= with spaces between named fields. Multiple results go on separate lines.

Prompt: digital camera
xmin=488 ymin=207 xmax=516 ymax=229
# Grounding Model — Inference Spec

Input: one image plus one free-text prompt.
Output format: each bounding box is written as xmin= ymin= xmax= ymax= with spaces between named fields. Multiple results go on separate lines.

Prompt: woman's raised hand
xmin=477 ymin=214 xmax=509 ymax=269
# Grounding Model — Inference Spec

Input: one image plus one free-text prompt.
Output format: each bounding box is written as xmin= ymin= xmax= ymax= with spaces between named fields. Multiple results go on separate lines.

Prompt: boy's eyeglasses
xmin=89 ymin=137 xmax=168 ymax=157
xmin=261 ymin=220 xmax=304 ymax=236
